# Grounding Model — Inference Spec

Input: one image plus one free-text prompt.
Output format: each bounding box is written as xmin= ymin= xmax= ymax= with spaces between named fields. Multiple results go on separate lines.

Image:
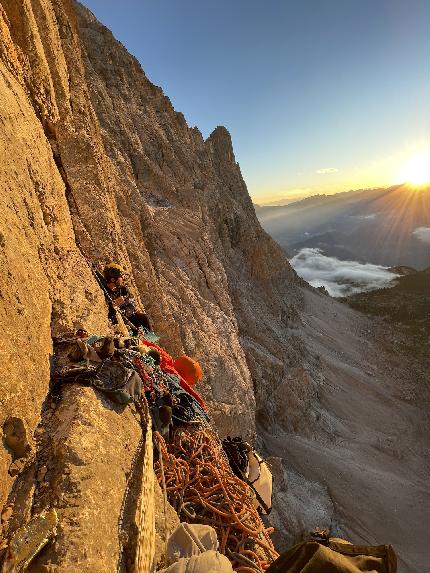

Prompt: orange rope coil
xmin=154 ymin=427 xmax=279 ymax=572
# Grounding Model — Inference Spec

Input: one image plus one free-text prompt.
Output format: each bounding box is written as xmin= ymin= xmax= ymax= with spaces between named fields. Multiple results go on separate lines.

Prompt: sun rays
xmin=397 ymin=152 xmax=430 ymax=187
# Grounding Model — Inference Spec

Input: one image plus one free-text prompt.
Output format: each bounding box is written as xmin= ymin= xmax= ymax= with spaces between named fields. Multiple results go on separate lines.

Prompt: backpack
xmin=52 ymin=338 xmax=143 ymax=405
xmin=92 ymin=360 xmax=143 ymax=404
xmin=222 ymin=437 xmax=273 ymax=515
xmin=247 ymin=448 xmax=273 ymax=515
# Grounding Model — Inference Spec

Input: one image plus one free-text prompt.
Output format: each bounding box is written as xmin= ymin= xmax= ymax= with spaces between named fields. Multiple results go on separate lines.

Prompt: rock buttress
xmin=0 ymin=0 xmax=302 ymax=568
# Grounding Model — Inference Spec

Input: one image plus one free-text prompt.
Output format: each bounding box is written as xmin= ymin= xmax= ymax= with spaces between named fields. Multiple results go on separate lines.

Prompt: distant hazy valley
xmin=256 ymin=185 xmax=430 ymax=295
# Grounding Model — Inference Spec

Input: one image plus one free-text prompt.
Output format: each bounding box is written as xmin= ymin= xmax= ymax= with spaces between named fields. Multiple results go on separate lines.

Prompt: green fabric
xmin=266 ymin=540 xmax=397 ymax=573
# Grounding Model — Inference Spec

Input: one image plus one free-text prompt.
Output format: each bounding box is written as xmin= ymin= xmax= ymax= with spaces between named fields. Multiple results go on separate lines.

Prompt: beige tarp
xmin=266 ymin=540 xmax=397 ymax=573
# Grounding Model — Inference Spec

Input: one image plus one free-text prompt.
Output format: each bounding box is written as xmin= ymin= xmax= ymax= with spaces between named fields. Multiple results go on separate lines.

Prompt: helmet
xmin=173 ymin=356 xmax=203 ymax=386
xmin=103 ymin=262 xmax=125 ymax=279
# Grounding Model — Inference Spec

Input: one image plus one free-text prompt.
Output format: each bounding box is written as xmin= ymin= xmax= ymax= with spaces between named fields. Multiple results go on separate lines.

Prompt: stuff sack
xmin=266 ymin=539 xmax=397 ymax=573
xmin=166 ymin=523 xmax=219 ymax=564
xmin=222 ymin=438 xmax=273 ymax=515
xmin=92 ymin=360 xmax=143 ymax=404
xmin=158 ymin=550 xmax=233 ymax=573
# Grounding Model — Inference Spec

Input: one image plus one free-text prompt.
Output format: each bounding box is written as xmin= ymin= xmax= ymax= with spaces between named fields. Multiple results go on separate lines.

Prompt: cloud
xmin=290 ymin=248 xmax=398 ymax=297
xmin=316 ymin=167 xmax=338 ymax=174
xmin=350 ymin=213 xmax=377 ymax=220
xmin=412 ymin=226 xmax=430 ymax=243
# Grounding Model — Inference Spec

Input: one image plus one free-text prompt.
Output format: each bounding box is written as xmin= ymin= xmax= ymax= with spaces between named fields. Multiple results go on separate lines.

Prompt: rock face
xmin=0 ymin=0 xmax=110 ymax=518
xmin=0 ymin=0 xmax=300 ymax=569
xmin=0 ymin=1 xmax=429 ymax=572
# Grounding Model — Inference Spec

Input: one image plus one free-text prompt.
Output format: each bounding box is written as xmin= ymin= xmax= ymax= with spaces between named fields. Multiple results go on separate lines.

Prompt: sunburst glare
xmin=397 ymin=152 xmax=430 ymax=186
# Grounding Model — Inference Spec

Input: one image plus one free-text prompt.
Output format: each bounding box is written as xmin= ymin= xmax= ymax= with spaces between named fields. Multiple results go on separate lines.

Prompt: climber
xmin=102 ymin=263 xmax=152 ymax=332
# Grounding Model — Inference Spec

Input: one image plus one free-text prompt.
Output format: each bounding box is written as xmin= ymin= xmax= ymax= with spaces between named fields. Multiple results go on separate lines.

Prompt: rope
xmin=153 ymin=427 xmax=279 ymax=572
xmin=117 ymin=397 xmax=156 ymax=573
xmin=134 ymin=399 xmax=156 ymax=572
xmin=113 ymin=310 xmax=133 ymax=338
xmin=155 ymin=434 xmax=169 ymax=558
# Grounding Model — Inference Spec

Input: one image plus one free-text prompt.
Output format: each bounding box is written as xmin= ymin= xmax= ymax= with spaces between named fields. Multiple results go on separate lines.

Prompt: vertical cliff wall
xmin=1 ymin=2 xmax=429 ymax=572
xmin=0 ymin=0 xmax=302 ymax=569
xmin=73 ymin=2 xmax=305 ymax=432
xmin=0 ymin=0 xmax=110 ymax=517
xmin=0 ymin=0 xmax=302 ymax=485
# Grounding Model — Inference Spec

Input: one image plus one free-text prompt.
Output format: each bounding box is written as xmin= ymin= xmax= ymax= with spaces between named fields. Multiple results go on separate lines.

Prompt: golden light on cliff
xmin=397 ymin=152 xmax=430 ymax=186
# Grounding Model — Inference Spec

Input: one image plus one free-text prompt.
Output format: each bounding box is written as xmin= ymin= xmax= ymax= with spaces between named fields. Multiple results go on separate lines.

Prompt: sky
xmin=81 ymin=0 xmax=430 ymax=204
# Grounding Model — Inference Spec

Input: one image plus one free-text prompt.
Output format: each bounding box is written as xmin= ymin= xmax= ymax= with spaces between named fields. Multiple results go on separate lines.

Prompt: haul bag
xmin=265 ymin=540 xmax=397 ymax=573
xmin=247 ymin=448 xmax=273 ymax=515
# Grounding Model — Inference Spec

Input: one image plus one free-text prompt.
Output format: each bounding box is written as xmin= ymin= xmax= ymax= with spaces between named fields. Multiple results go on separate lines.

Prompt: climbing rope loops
xmin=153 ymin=427 xmax=279 ymax=572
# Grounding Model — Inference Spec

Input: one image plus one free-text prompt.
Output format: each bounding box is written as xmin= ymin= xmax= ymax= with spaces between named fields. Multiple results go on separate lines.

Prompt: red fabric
xmin=140 ymin=337 xmax=207 ymax=411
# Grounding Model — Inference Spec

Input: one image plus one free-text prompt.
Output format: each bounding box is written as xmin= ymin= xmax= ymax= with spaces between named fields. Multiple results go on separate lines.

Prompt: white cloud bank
xmin=413 ymin=226 xmax=430 ymax=243
xmin=290 ymin=248 xmax=398 ymax=297
xmin=316 ymin=167 xmax=338 ymax=174
xmin=350 ymin=213 xmax=377 ymax=220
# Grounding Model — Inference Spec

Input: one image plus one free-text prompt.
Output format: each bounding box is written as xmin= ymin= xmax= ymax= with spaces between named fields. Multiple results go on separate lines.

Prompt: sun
xmin=397 ymin=152 xmax=430 ymax=186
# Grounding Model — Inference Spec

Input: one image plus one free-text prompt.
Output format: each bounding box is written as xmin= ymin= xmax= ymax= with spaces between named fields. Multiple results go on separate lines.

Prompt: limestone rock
xmin=2 ymin=418 xmax=31 ymax=460
xmin=0 ymin=2 xmax=428 ymax=572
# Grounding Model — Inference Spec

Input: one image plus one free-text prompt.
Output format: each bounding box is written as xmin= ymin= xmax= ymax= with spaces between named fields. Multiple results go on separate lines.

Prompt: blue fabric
xmin=85 ymin=335 xmax=103 ymax=345
xmin=141 ymin=329 xmax=160 ymax=343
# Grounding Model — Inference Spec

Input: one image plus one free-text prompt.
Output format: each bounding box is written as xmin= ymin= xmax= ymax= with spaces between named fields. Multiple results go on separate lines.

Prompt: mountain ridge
xmin=257 ymin=185 xmax=430 ymax=269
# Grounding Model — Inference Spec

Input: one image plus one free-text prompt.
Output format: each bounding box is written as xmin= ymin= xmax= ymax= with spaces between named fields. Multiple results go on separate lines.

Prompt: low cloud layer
xmin=350 ymin=213 xmax=377 ymax=220
xmin=290 ymin=248 xmax=398 ymax=297
xmin=316 ymin=167 xmax=338 ymax=174
xmin=413 ymin=226 xmax=430 ymax=243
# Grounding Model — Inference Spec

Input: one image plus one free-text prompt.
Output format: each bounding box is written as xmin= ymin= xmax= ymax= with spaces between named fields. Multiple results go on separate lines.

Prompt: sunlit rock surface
xmin=0 ymin=1 xmax=428 ymax=572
